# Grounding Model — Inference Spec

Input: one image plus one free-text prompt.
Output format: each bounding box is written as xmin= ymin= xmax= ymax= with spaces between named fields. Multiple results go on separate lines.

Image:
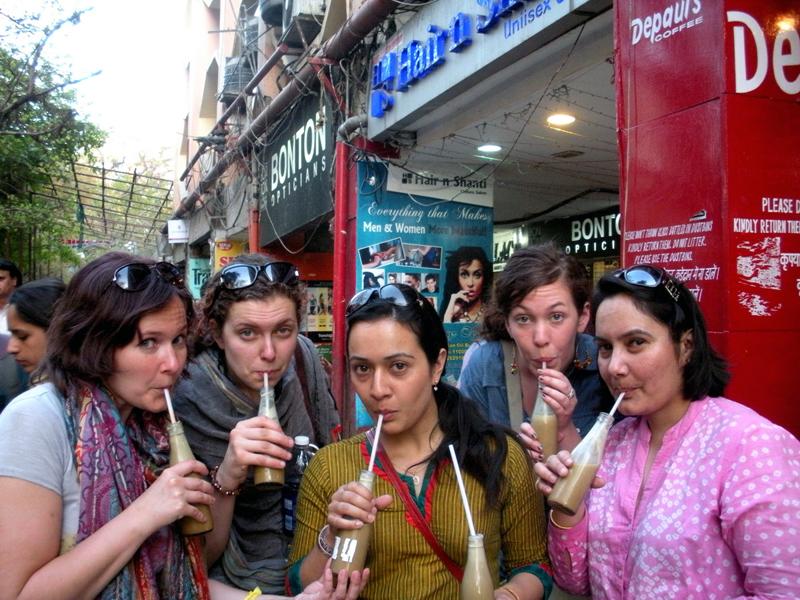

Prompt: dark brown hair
xmin=193 ymin=253 xmax=307 ymax=353
xmin=593 ymin=268 xmax=729 ymax=400
xmin=480 ymin=242 xmax=591 ymax=341
xmin=46 ymin=251 xmax=194 ymax=396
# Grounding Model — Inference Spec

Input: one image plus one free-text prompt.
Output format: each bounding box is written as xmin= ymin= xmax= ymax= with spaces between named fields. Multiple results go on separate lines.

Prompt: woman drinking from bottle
xmin=172 ymin=254 xmax=340 ymax=594
xmin=458 ymin=243 xmax=612 ymax=456
xmin=534 ymin=265 xmax=800 ymax=598
xmin=0 ymin=252 xmax=214 ymax=598
xmin=288 ymin=283 xmax=551 ymax=599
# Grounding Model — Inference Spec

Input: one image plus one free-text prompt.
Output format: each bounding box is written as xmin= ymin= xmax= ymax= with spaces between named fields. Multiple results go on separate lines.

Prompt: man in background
xmin=403 ymin=272 xmax=421 ymax=291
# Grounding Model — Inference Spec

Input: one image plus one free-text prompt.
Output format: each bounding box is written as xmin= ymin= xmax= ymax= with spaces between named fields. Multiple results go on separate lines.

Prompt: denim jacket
xmin=458 ymin=334 xmax=613 ymax=436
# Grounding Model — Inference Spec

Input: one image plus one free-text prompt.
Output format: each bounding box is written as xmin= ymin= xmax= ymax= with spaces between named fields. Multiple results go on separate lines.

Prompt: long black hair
xmin=346 ymin=284 xmax=518 ymax=507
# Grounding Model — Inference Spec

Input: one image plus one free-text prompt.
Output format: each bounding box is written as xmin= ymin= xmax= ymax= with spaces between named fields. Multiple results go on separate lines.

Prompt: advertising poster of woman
xmin=354 ymin=162 xmax=493 ymax=393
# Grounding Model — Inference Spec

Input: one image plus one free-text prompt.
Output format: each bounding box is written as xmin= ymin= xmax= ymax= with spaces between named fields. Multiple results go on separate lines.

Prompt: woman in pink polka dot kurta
xmin=534 ymin=266 xmax=800 ymax=599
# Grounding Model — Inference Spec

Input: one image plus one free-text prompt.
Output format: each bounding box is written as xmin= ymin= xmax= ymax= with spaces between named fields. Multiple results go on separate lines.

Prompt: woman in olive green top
xmin=288 ymin=284 xmax=551 ymax=599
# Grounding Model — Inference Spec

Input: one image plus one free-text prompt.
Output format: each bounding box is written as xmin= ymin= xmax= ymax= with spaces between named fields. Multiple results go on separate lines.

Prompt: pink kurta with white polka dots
xmin=548 ymin=397 xmax=800 ymax=599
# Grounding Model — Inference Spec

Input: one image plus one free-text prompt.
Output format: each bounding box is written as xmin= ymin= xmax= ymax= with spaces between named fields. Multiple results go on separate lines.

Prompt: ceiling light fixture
xmin=547 ymin=113 xmax=576 ymax=127
xmin=477 ymin=143 xmax=502 ymax=153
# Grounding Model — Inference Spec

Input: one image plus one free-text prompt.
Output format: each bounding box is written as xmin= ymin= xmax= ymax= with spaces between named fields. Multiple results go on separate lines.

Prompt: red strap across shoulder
xmin=366 ymin=430 xmax=464 ymax=581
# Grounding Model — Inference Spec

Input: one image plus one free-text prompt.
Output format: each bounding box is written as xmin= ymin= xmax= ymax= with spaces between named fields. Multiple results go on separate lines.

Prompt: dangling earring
xmin=433 ymin=381 xmax=439 ymax=392
xmin=510 ymin=344 xmax=519 ymax=375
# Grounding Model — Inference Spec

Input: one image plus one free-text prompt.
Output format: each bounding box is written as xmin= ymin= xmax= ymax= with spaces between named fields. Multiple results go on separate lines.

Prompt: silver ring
xmin=567 ymin=389 xmax=575 ymax=400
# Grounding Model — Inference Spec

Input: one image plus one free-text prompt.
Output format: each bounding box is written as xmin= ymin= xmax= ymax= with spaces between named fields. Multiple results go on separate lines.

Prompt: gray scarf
xmin=172 ymin=335 xmax=339 ymax=593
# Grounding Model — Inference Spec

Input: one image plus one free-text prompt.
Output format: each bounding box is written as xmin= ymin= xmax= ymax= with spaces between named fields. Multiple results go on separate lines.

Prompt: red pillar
xmin=248 ymin=208 xmax=260 ymax=252
xmin=616 ymin=1 xmax=799 ymax=435
xmin=332 ymin=140 xmax=357 ymax=435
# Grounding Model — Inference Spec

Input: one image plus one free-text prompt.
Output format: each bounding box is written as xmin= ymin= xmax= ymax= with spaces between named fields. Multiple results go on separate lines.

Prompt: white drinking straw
xmin=163 ymin=389 xmax=176 ymax=424
xmin=608 ymin=392 xmax=626 ymax=419
xmin=448 ymin=443 xmax=476 ymax=537
xmin=260 ymin=373 xmax=273 ymax=415
xmin=367 ymin=413 xmax=384 ymax=473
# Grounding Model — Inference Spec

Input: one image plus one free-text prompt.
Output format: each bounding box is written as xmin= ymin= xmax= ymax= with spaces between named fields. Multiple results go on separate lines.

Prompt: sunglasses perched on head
xmin=112 ymin=262 xmax=184 ymax=292
xmin=218 ymin=261 xmax=299 ymax=291
xmin=613 ymin=265 xmax=681 ymax=303
xmin=346 ymin=283 xmax=424 ymax=317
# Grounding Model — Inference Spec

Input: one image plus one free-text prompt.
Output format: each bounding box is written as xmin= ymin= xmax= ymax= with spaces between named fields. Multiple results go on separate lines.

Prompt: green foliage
xmin=0 ymin=7 xmax=105 ymax=278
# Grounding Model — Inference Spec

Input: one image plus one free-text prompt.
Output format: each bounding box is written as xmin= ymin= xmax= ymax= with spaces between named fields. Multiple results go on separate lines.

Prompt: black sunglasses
xmin=613 ymin=265 xmax=681 ymax=303
xmin=219 ymin=261 xmax=299 ymax=291
xmin=346 ymin=283 xmax=424 ymax=317
xmin=112 ymin=262 xmax=184 ymax=292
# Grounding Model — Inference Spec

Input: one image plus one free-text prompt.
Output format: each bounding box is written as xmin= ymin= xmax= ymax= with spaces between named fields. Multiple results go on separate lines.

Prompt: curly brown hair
xmin=193 ymin=253 xmax=307 ymax=353
xmin=480 ymin=242 xmax=591 ymax=341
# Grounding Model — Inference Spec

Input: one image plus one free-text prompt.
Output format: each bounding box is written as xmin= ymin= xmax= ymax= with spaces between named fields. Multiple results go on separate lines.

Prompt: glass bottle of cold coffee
xmin=167 ymin=420 xmax=214 ymax=535
xmin=531 ymin=363 xmax=558 ymax=459
xmin=548 ymin=412 xmax=613 ymax=516
xmin=460 ymin=533 xmax=493 ymax=600
xmin=330 ymin=470 xmax=375 ymax=575
xmin=254 ymin=385 xmax=284 ymax=488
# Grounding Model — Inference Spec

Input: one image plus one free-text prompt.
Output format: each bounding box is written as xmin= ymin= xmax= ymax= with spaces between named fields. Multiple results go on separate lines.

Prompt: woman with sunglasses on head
xmin=459 ymin=243 xmax=613 ymax=457
xmin=534 ymin=265 xmax=800 ymax=598
xmin=0 ymin=252 xmax=216 ymax=598
xmin=172 ymin=254 xmax=342 ymax=595
xmin=287 ymin=283 xmax=551 ymax=599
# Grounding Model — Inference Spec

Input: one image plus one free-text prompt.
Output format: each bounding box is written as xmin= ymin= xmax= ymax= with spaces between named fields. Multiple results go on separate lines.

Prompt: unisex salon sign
xmin=367 ymin=0 xmax=601 ymax=138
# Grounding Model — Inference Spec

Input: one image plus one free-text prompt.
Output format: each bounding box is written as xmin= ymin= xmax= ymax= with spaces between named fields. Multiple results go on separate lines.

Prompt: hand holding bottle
xmin=129 ymin=460 xmax=215 ymax=530
xmin=295 ymin=562 xmax=370 ymax=600
xmin=326 ymin=479 xmax=392 ymax=531
xmin=536 ymin=365 xmax=579 ymax=430
xmin=534 ymin=451 xmax=606 ymax=495
xmin=219 ymin=415 xmax=294 ymax=490
xmin=518 ymin=421 xmax=544 ymax=462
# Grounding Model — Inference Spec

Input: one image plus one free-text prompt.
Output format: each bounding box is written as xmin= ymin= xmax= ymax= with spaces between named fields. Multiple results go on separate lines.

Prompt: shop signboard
xmin=617 ymin=0 xmax=799 ymax=434
xmin=213 ymin=239 xmax=246 ymax=271
xmin=493 ymin=227 xmax=529 ymax=271
xmin=167 ymin=219 xmax=189 ymax=244
xmin=187 ymin=257 xmax=211 ymax=300
xmin=367 ymin=0 xmax=608 ymax=139
xmin=355 ymin=161 xmax=493 ymax=383
xmin=386 ymin=164 xmax=494 ymax=205
xmin=258 ymin=93 xmax=334 ymax=246
xmin=493 ymin=208 xmax=619 ymax=268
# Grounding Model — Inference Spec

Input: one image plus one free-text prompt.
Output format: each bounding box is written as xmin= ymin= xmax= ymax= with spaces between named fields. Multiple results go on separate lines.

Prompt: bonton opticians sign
xmin=258 ymin=93 xmax=334 ymax=246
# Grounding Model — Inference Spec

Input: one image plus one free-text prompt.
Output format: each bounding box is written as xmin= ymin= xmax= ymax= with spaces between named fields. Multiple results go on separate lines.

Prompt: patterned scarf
xmin=63 ymin=384 xmax=210 ymax=600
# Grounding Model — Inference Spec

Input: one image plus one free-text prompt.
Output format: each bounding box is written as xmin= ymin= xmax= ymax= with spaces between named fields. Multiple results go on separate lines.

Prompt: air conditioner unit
xmin=281 ymin=0 xmax=324 ymax=47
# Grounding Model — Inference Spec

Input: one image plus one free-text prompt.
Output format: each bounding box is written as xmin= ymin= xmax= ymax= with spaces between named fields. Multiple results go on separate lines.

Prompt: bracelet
xmin=210 ymin=465 xmax=243 ymax=496
xmin=499 ymin=585 xmax=522 ymax=600
xmin=549 ymin=509 xmax=576 ymax=530
xmin=317 ymin=524 xmax=334 ymax=556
